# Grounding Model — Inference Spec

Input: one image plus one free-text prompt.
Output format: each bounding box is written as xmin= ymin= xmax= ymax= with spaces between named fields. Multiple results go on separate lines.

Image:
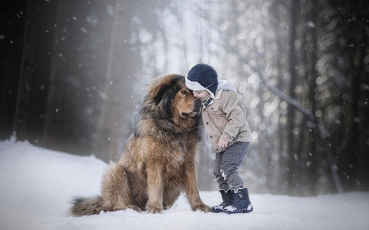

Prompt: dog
xmin=70 ymin=74 xmax=210 ymax=215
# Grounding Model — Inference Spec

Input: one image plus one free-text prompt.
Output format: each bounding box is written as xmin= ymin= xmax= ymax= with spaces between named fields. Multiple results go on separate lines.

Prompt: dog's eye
xmin=181 ymin=90 xmax=187 ymax=95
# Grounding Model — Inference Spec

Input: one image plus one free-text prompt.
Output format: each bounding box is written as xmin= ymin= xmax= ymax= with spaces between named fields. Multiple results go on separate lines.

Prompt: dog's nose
xmin=194 ymin=100 xmax=201 ymax=107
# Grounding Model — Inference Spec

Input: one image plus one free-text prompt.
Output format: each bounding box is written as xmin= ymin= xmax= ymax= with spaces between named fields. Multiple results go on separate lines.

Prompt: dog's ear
xmin=150 ymin=75 xmax=181 ymax=105
xmin=147 ymin=75 xmax=182 ymax=116
xmin=153 ymin=84 xmax=172 ymax=105
xmin=161 ymin=88 xmax=177 ymax=115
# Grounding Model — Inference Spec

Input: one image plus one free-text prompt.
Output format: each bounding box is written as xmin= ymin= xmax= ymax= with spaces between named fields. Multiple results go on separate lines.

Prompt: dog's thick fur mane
xmin=134 ymin=74 xmax=199 ymax=138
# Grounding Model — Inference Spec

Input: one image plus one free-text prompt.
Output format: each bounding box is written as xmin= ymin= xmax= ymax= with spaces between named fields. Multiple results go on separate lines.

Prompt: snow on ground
xmin=0 ymin=139 xmax=369 ymax=230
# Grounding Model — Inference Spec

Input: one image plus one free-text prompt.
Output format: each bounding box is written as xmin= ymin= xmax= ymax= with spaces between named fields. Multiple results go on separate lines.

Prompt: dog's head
xmin=146 ymin=74 xmax=201 ymax=120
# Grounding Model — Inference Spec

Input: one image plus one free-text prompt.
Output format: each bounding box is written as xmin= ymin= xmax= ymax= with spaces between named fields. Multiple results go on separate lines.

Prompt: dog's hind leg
xmin=101 ymin=162 xmax=141 ymax=212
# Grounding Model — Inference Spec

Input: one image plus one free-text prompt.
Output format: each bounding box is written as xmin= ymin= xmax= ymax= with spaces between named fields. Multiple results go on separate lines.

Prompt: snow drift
xmin=0 ymin=139 xmax=368 ymax=230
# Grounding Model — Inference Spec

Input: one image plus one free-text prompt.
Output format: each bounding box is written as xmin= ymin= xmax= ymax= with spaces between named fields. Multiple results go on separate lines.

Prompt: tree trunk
xmin=0 ymin=1 xmax=28 ymax=139
xmin=287 ymin=0 xmax=299 ymax=195
xmin=95 ymin=0 xmax=141 ymax=162
xmin=43 ymin=0 xmax=69 ymax=150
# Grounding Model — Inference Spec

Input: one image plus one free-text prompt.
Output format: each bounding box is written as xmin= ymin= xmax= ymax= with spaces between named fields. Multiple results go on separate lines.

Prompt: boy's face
xmin=193 ymin=90 xmax=209 ymax=100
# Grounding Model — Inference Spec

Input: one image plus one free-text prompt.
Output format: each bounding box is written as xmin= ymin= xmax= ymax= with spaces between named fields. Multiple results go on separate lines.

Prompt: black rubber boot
xmin=225 ymin=188 xmax=253 ymax=214
xmin=211 ymin=189 xmax=233 ymax=213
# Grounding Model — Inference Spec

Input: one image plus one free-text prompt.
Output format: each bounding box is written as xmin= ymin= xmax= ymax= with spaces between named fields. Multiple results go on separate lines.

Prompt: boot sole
xmin=225 ymin=207 xmax=253 ymax=214
xmin=211 ymin=207 xmax=228 ymax=213
xmin=211 ymin=209 xmax=224 ymax=213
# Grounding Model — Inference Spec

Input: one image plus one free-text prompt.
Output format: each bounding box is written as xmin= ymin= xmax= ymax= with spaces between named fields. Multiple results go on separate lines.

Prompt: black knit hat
xmin=185 ymin=64 xmax=218 ymax=98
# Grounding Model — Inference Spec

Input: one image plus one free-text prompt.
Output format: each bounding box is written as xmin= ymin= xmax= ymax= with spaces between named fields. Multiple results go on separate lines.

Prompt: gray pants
xmin=213 ymin=142 xmax=250 ymax=191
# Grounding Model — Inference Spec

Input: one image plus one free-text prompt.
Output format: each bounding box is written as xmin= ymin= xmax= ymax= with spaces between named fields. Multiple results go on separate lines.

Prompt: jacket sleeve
xmin=220 ymin=91 xmax=245 ymax=142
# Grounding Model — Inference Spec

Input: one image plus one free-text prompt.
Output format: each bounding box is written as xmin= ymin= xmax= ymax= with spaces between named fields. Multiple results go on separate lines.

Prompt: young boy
xmin=185 ymin=63 xmax=253 ymax=214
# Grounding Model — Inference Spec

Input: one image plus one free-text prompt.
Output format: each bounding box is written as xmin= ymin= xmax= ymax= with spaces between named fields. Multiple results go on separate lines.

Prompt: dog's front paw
xmin=147 ymin=205 xmax=163 ymax=214
xmin=163 ymin=203 xmax=172 ymax=210
xmin=192 ymin=203 xmax=211 ymax=213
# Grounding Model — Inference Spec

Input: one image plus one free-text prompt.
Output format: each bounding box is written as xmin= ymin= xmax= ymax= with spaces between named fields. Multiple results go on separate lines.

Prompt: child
xmin=185 ymin=63 xmax=253 ymax=214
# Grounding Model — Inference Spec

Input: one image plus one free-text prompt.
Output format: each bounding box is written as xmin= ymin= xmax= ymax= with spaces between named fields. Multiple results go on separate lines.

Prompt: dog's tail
xmin=70 ymin=195 xmax=108 ymax=217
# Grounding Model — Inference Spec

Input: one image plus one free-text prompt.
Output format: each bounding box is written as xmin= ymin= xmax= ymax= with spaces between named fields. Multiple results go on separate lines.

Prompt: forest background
xmin=1 ymin=0 xmax=368 ymax=196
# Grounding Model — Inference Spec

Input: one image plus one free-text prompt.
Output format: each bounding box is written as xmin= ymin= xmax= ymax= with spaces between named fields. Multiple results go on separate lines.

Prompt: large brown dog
xmin=70 ymin=74 xmax=210 ymax=215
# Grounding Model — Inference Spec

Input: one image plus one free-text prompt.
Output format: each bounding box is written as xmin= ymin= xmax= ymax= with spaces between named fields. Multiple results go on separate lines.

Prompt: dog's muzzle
xmin=191 ymin=100 xmax=202 ymax=117
xmin=182 ymin=100 xmax=201 ymax=118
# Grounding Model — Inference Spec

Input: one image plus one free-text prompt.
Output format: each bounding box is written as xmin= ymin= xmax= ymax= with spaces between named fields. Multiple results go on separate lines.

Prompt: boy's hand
xmin=217 ymin=139 xmax=228 ymax=148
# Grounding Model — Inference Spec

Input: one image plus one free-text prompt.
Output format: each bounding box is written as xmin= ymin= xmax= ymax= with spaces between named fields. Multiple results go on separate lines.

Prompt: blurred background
xmin=1 ymin=0 xmax=368 ymax=196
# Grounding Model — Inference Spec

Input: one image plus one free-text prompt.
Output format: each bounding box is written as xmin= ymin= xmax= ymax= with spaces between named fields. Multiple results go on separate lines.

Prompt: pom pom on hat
xmin=185 ymin=64 xmax=218 ymax=98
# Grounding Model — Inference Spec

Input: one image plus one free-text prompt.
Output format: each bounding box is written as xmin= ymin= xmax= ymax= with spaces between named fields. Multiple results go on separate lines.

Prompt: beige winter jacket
xmin=201 ymin=90 xmax=252 ymax=153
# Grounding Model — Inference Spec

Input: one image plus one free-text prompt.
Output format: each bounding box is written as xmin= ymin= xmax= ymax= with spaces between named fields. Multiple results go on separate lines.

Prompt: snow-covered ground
xmin=1 ymin=139 xmax=368 ymax=230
